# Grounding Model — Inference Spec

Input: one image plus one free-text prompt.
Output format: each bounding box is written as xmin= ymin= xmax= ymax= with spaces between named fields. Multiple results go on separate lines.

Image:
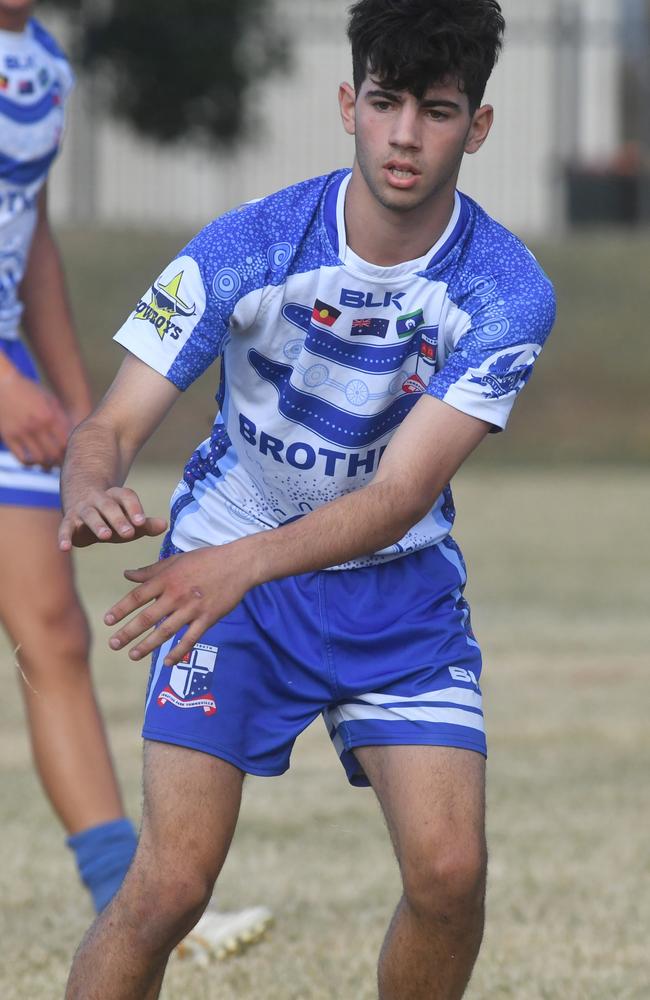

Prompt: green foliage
xmin=43 ymin=0 xmax=290 ymax=144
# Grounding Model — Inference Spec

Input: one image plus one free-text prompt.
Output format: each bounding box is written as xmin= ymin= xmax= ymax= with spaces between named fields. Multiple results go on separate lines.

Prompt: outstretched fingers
xmin=114 ymin=609 xmax=180 ymax=661
xmin=103 ymin=547 xmax=244 ymax=665
xmin=104 ymin=576 xmax=162 ymax=628
xmin=108 ymin=600 xmax=207 ymax=664
xmin=161 ymin=621 xmax=208 ymax=667
xmin=123 ymin=561 xmax=160 ymax=584
xmin=104 ymin=556 xmax=213 ymax=663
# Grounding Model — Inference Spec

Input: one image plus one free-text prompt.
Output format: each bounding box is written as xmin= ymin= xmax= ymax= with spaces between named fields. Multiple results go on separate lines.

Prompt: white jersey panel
xmin=113 ymin=170 xmax=556 ymax=567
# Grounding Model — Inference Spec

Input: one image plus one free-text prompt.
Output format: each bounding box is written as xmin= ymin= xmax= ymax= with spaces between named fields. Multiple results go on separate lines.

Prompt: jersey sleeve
xmin=113 ymin=210 xmax=266 ymax=390
xmin=30 ymin=18 xmax=75 ymax=98
xmin=426 ymin=246 xmax=556 ymax=430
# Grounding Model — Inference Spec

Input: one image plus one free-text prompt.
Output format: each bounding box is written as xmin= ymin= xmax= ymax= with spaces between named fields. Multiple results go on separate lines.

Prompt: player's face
xmin=339 ymin=74 xmax=493 ymax=217
xmin=0 ymin=0 xmax=34 ymax=31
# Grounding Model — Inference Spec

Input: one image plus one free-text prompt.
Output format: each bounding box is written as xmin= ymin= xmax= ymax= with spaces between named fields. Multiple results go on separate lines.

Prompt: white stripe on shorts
xmin=356 ymin=686 xmax=482 ymax=710
xmin=0 ymin=451 xmax=59 ymax=493
xmin=326 ymin=702 xmax=485 ymax=733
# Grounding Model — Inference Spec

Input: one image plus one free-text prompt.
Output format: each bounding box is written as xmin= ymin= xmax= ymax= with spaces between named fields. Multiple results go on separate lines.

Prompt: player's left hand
xmin=104 ymin=545 xmax=253 ymax=667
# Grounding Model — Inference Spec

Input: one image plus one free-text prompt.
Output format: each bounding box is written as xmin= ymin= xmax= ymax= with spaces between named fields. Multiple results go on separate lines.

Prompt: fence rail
xmin=43 ymin=0 xmax=647 ymax=237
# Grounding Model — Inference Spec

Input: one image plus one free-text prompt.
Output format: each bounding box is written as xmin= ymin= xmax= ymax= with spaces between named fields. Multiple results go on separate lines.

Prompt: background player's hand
xmin=58 ymin=486 xmax=167 ymax=550
xmin=104 ymin=546 xmax=252 ymax=666
xmin=0 ymin=371 xmax=71 ymax=468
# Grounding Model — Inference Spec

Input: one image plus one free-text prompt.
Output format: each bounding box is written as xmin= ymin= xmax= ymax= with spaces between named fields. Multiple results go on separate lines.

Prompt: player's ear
xmin=465 ymin=104 xmax=494 ymax=155
xmin=339 ymin=82 xmax=357 ymax=136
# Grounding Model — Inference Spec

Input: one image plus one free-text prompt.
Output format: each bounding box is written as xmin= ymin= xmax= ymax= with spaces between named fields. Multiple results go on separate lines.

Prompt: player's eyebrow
xmin=420 ymin=98 xmax=462 ymax=111
xmin=365 ymin=88 xmax=403 ymax=102
xmin=365 ymin=88 xmax=461 ymax=111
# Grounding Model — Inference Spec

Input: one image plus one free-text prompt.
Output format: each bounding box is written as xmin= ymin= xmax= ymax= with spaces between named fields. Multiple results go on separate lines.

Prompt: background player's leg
xmin=0 ymin=505 xmax=136 ymax=908
xmin=355 ymin=745 xmax=487 ymax=1000
xmin=66 ymin=741 xmax=244 ymax=1000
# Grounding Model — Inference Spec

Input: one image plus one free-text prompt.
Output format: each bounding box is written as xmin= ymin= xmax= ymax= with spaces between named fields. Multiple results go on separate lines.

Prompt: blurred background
xmin=1 ymin=2 xmax=648 ymax=998
xmin=38 ymin=0 xmax=649 ymax=465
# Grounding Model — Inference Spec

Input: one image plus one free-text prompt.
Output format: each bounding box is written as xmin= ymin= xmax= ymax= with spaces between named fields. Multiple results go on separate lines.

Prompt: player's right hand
xmin=58 ymin=486 xmax=167 ymax=550
xmin=0 ymin=371 xmax=70 ymax=469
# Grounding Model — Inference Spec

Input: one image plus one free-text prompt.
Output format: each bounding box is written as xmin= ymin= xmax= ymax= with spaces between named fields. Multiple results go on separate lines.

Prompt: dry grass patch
xmin=0 ymin=467 xmax=647 ymax=998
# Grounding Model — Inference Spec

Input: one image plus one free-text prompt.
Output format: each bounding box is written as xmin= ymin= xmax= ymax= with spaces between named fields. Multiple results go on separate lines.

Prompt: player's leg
xmin=66 ymin=740 xmax=244 ymax=1000
xmin=321 ymin=544 xmax=489 ymax=998
xmin=0 ymin=504 xmax=137 ymax=908
xmin=356 ymin=744 xmax=486 ymax=1000
xmin=0 ymin=506 xmax=123 ymax=830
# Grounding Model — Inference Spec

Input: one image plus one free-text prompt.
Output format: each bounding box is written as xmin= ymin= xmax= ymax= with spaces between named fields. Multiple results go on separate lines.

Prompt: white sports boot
xmin=177 ymin=905 xmax=273 ymax=963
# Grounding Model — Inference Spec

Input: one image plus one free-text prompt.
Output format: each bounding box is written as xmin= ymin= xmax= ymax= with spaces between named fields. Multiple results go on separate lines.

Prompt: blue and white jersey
xmin=115 ymin=170 xmax=556 ymax=568
xmin=0 ymin=19 xmax=73 ymax=340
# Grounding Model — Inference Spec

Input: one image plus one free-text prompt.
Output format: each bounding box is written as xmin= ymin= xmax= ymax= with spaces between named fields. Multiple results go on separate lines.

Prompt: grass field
xmin=1 ymin=466 xmax=648 ymax=999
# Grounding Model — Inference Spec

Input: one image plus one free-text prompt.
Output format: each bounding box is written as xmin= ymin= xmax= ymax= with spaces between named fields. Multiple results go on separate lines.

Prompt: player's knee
xmin=401 ymin=837 xmax=487 ymax=921
xmin=28 ymin=595 xmax=90 ymax=666
xmin=144 ymin=872 xmax=212 ymax=931
xmin=135 ymin=832 xmax=218 ymax=916
xmin=122 ymin=856 xmax=214 ymax=948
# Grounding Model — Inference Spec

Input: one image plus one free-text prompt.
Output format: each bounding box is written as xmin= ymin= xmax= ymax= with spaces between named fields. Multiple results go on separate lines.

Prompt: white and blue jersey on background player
xmin=0 ymin=19 xmax=73 ymax=508
xmin=114 ymin=170 xmax=556 ymax=784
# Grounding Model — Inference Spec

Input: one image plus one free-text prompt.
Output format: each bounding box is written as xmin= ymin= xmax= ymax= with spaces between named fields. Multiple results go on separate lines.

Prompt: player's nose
xmin=389 ymin=104 xmax=422 ymax=150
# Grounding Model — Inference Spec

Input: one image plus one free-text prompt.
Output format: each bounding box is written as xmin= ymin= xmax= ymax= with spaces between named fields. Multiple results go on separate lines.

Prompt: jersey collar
xmin=323 ymin=169 xmax=470 ymax=276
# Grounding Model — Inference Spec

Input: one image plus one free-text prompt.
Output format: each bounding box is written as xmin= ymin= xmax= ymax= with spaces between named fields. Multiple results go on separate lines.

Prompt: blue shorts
xmin=142 ymin=540 xmax=485 ymax=786
xmin=0 ymin=339 xmax=60 ymax=510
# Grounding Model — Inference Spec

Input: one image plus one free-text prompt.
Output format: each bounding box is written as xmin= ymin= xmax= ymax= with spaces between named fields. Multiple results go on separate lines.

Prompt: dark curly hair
xmin=347 ymin=0 xmax=505 ymax=113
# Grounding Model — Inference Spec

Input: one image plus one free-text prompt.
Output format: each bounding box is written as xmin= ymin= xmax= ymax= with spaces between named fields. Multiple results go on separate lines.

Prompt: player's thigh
xmin=0 ymin=505 xmax=88 ymax=655
xmin=356 ymin=745 xmax=486 ymax=887
xmin=138 ymin=739 xmax=245 ymax=884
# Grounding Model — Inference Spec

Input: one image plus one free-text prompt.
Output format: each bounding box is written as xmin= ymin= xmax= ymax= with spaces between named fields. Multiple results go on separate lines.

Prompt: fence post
xmin=66 ymin=0 xmax=107 ymax=223
xmin=637 ymin=6 xmax=650 ymax=224
xmin=551 ymin=0 xmax=582 ymax=231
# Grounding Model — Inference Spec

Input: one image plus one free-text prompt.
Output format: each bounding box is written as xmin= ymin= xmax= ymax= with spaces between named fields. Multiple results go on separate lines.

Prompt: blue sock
xmin=67 ymin=818 xmax=138 ymax=913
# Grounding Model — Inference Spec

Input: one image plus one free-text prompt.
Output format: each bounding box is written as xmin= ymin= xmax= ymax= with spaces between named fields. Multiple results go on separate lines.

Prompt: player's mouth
xmin=384 ymin=161 xmax=421 ymax=189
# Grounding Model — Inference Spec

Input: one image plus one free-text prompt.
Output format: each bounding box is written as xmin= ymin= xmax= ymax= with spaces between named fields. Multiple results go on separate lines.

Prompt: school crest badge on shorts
xmin=157 ymin=642 xmax=218 ymax=716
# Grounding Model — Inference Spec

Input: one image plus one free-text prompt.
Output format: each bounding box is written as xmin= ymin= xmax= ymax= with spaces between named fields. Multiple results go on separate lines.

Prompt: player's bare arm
xmin=105 ymin=395 xmax=490 ymax=666
xmin=20 ymin=186 xmax=92 ymax=426
xmin=58 ymin=354 xmax=177 ymax=550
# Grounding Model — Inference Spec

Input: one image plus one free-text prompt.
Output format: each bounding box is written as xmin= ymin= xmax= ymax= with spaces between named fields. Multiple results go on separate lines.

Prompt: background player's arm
xmin=106 ymin=395 xmax=490 ymax=666
xmin=0 ymin=185 xmax=90 ymax=468
xmin=20 ymin=185 xmax=92 ymax=426
xmin=59 ymin=354 xmax=179 ymax=549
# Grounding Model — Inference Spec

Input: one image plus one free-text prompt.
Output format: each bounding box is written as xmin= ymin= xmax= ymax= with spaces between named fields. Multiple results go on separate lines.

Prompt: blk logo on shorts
xmin=157 ymin=642 xmax=218 ymax=715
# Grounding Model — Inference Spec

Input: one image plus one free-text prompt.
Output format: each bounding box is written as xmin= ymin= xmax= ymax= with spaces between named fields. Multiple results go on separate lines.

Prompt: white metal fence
xmin=44 ymin=0 xmax=640 ymax=237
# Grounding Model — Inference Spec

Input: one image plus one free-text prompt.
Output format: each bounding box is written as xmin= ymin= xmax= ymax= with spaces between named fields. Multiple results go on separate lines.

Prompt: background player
xmin=60 ymin=1 xmax=555 ymax=997
xmin=0 ymin=0 xmax=270 ymax=959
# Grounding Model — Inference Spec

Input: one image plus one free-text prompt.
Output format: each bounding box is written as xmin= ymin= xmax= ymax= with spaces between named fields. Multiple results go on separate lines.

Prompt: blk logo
xmin=340 ymin=289 xmax=406 ymax=311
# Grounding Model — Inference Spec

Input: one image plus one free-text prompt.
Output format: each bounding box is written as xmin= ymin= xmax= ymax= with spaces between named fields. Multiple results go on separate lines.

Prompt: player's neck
xmin=344 ymin=165 xmax=457 ymax=268
xmin=0 ymin=11 xmax=31 ymax=33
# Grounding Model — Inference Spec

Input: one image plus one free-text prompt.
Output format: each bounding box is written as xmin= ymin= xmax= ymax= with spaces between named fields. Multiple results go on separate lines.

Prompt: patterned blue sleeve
xmin=426 ymin=225 xmax=556 ymax=430
xmin=112 ymin=207 xmax=268 ymax=389
xmin=113 ymin=176 xmax=331 ymax=389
